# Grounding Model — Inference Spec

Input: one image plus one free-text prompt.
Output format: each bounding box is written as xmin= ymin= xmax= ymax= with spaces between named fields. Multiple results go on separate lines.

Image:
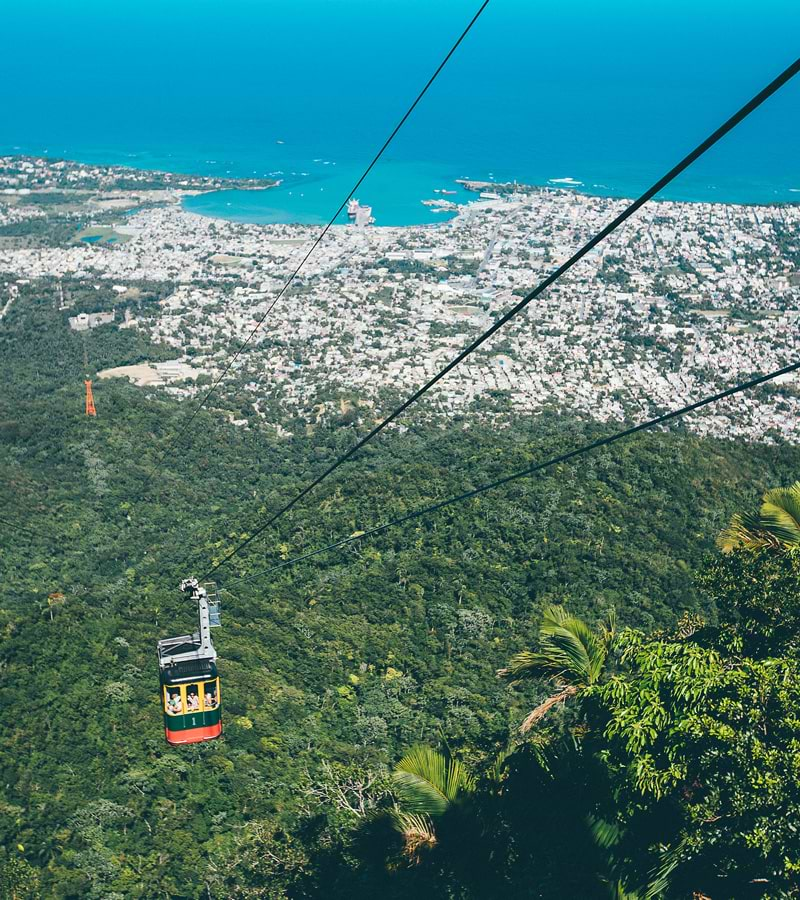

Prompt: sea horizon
xmin=1 ymin=0 xmax=798 ymax=226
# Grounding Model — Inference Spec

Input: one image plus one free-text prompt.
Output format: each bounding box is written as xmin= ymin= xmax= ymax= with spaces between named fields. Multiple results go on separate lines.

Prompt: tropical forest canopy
xmin=2 ymin=276 xmax=800 ymax=896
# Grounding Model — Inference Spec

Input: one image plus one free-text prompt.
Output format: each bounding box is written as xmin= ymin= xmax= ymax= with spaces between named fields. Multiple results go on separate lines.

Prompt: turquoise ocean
xmin=1 ymin=0 xmax=799 ymax=226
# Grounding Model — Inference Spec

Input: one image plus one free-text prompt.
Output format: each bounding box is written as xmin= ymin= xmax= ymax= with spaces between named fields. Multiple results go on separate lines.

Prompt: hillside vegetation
xmin=1 ymin=282 xmax=799 ymax=897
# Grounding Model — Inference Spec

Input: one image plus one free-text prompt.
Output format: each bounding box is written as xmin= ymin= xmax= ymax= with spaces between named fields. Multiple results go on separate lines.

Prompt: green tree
xmin=390 ymin=746 xmax=476 ymax=861
xmin=0 ymin=856 xmax=40 ymax=900
xmin=589 ymin=626 xmax=800 ymax=898
xmin=498 ymin=605 xmax=617 ymax=730
xmin=699 ymin=547 xmax=800 ymax=658
xmin=717 ymin=480 xmax=800 ymax=552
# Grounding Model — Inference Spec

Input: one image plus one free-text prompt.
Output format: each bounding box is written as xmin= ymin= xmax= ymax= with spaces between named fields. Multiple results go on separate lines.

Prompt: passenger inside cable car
xmin=204 ymin=684 xmax=218 ymax=709
xmin=186 ymin=687 xmax=200 ymax=711
xmin=166 ymin=689 xmax=183 ymax=715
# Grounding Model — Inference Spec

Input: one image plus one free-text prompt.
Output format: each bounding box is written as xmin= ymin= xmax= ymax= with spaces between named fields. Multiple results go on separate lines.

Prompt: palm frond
xmin=519 ymin=686 xmax=577 ymax=733
xmin=543 ymin=605 xmax=610 ymax=683
xmin=608 ymin=882 xmax=643 ymax=900
xmin=760 ymin=482 xmax=800 ymax=545
xmin=486 ymin=745 xmax=514 ymax=785
xmin=389 ymin=811 xmax=438 ymax=861
xmin=643 ymin=836 xmax=691 ymax=900
xmin=718 ymin=481 xmax=800 ymax=552
xmin=600 ymin=607 xmax=618 ymax=646
xmin=497 ymin=649 xmax=564 ymax=681
xmin=765 ymin=481 xmax=800 ymax=522
xmin=500 ymin=605 xmax=610 ymax=686
xmin=502 ymin=606 xmax=617 ymax=731
xmin=392 ymin=746 xmax=475 ymax=817
xmin=549 ymin=625 xmax=601 ymax=682
xmin=717 ymin=511 xmax=773 ymax=552
xmin=588 ymin=814 xmax=623 ymax=850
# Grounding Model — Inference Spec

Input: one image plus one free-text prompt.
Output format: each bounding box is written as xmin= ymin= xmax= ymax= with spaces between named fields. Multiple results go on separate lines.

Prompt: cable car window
xmin=202 ymin=680 xmax=219 ymax=710
xmin=165 ymin=688 xmax=183 ymax=716
xmin=185 ymin=684 xmax=201 ymax=712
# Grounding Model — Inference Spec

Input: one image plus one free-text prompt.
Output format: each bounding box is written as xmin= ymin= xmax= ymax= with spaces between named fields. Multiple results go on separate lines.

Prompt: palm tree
xmin=498 ymin=605 xmax=616 ymax=732
xmin=390 ymin=745 xmax=476 ymax=861
xmin=717 ymin=480 xmax=800 ymax=552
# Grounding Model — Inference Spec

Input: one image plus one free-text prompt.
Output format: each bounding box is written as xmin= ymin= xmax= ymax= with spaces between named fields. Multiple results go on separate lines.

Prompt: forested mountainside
xmin=2 ymin=282 xmax=800 ymax=897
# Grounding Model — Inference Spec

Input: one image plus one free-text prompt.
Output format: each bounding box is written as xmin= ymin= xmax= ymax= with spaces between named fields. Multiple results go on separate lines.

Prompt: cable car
xmin=157 ymin=578 xmax=222 ymax=745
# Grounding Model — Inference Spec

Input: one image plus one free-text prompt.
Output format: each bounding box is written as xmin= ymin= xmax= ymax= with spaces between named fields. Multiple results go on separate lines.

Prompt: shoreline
xmin=1 ymin=152 xmax=798 ymax=448
xmin=182 ymin=175 xmax=800 ymax=232
xmin=2 ymin=152 xmax=798 ymax=232
xmin=0 ymin=152 xmax=278 ymax=195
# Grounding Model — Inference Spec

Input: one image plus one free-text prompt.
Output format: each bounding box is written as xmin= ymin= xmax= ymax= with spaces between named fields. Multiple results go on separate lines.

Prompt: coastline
xmin=1 ymin=151 xmax=798 ymax=448
xmin=2 ymin=151 xmax=799 ymax=232
xmin=0 ymin=152 xmax=278 ymax=195
xmin=182 ymin=171 xmax=800 ymax=231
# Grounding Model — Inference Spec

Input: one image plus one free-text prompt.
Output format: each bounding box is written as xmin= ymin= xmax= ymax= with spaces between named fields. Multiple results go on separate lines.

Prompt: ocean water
xmin=1 ymin=0 xmax=799 ymax=225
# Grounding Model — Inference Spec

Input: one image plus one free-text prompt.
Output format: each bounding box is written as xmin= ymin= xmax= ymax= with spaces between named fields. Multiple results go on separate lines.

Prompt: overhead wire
xmin=162 ymin=0 xmax=492 ymax=456
xmin=203 ymin=56 xmax=800 ymax=579
xmin=88 ymin=0 xmax=491 ymax=581
xmin=228 ymin=358 xmax=800 ymax=584
xmin=0 ymin=514 xmax=62 ymax=542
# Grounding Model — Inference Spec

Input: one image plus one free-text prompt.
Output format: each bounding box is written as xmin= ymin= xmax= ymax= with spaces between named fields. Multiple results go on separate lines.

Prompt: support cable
xmin=204 ymin=56 xmax=800 ymax=579
xmin=0 ymin=514 xmax=60 ymax=542
xmin=165 ymin=0 xmax=491 ymax=454
xmin=228 ymin=359 xmax=800 ymax=583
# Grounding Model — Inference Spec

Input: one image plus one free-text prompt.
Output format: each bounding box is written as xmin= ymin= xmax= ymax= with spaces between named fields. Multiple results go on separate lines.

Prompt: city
xmin=1 ymin=155 xmax=797 ymax=441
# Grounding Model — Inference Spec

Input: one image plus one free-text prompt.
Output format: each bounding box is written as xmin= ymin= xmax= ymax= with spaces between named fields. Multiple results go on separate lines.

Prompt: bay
xmin=1 ymin=0 xmax=798 ymax=224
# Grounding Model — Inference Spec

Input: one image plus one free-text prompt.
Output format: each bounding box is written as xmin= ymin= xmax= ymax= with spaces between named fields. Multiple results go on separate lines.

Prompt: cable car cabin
xmin=159 ymin=654 xmax=221 ymax=745
xmin=157 ymin=579 xmax=222 ymax=745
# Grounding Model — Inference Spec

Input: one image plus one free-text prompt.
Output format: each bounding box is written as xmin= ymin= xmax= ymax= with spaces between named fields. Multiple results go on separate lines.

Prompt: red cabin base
xmin=165 ymin=722 xmax=222 ymax=745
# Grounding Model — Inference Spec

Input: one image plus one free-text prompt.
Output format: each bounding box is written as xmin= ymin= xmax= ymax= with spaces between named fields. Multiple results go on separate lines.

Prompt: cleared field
xmin=98 ymin=360 xmax=199 ymax=386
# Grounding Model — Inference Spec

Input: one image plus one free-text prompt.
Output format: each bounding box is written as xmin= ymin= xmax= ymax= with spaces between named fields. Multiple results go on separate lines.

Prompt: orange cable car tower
xmin=84 ymin=380 xmax=97 ymax=417
xmin=82 ymin=337 xmax=96 ymax=416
